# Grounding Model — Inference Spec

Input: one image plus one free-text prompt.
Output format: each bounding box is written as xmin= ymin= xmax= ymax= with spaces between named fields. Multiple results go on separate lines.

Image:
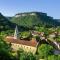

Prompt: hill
xmin=56 ymin=19 xmax=60 ymax=22
xmin=11 ymin=12 xmax=60 ymax=28
xmin=6 ymin=16 xmax=12 ymax=20
xmin=0 ymin=13 xmax=15 ymax=31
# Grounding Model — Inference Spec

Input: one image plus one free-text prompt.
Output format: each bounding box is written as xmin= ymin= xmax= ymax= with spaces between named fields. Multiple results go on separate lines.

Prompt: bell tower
xmin=14 ymin=25 xmax=19 ymax=39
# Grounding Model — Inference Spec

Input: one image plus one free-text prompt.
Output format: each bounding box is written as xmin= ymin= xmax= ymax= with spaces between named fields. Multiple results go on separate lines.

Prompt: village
xmin=4 ymin=26 xmax=60 ymax=55
xmin=0 ymin=0 xmax=60 ymax=60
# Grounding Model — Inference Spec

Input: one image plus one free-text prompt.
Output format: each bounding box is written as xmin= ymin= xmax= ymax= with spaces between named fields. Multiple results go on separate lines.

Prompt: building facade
xmin=5 ymin=36 xmax=38 ymax=54
xmin=5 ymin=26 xmax=38 ymax=54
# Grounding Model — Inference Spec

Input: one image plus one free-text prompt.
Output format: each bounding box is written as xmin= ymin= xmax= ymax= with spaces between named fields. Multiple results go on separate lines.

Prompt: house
xmin=31 ymin=31 xmax=44 ymax=37
xmin=54 ymin=49 xmax=60 ymax=55
xmin=5 ymin=26 xmax=38 ymax=54
xmin=49 ymin=33 xmax=56 ymax=39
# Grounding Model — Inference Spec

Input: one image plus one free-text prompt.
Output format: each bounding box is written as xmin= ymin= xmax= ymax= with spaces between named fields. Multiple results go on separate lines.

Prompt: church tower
xmin=14 ymin=25 xmax=19 ymax=39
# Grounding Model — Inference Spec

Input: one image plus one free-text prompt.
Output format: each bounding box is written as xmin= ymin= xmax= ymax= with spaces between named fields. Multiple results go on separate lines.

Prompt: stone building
xmin=5 ymin=26 xmax=38 ymax=54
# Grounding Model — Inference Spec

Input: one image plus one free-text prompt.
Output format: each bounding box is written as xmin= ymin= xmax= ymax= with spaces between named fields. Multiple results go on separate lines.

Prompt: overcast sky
xmin=0 ymin=0 xmax=60 ymax=19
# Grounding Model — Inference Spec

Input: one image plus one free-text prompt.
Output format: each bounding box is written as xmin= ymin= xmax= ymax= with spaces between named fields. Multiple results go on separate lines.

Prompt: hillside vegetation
xmin=11 ymin=12 xmax=60 ymax=28
xmin=0 ymin=12 xmax=60 ymax=31
xmin=0 ymin=13 xmax=15 ymax=31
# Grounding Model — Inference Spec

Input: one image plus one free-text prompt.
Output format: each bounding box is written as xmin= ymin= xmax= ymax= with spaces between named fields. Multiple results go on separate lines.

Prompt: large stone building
xmin=5 ymin=26 xmax=38 ymax=54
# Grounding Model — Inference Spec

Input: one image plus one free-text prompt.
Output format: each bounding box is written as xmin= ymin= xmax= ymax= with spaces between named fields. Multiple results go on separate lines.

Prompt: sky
xmin=0 ymin=0 xmax=60 ymax=19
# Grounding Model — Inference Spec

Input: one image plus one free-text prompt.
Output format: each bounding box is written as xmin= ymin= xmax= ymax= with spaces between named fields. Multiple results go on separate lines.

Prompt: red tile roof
xmin=5 ymin=36 xmax=38 ymax=47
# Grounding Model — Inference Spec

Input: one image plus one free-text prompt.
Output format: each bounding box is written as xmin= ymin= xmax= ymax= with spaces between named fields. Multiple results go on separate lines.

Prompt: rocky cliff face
xmin=11 ymin=12 xmax=60 ymax=28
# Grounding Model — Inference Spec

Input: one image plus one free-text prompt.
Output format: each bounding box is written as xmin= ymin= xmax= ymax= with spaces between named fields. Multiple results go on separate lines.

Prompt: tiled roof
xmin=5 ymin=36 xmax=38 ymax=47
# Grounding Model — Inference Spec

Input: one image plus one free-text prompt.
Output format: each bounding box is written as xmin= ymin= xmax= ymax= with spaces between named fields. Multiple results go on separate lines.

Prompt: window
xmin=13 ymin=44 xmax=14 ymax=46
xmin=24 ymin=46 xmax=25 ymax=48
xmin=27 ymin=47 xmax=28 ymax=48
xmin=30 ymin=47 xmax=31 ymax=49
xmin=21 ymin=45 xmax=22 ymax=47
xmin=18 ymin=45 xmax=19 ymax=47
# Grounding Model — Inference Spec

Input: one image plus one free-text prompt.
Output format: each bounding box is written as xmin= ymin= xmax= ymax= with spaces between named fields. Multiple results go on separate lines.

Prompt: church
xmin=5 ymin=26 xmax=38 ymax=54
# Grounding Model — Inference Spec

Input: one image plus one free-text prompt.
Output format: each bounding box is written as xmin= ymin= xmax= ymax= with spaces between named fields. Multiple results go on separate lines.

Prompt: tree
xmin=0 ymin=37 xmax=14 ymax=60
xmin=20 ymin=31 xmax=32 ymax=40
xmin=36 ymin=36 xmax=41 ymax=42
xmin=17 ymin=49 xmax=37 ymax=60
xmin=48 ymin=55 xmax=59 ymax=60
xmin=38 ymin=44 xmax=54 ymax=59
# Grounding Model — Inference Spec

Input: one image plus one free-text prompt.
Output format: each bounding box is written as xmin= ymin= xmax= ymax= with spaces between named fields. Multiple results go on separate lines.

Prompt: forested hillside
xmin=11 ymin=12 xmax=60 ymax=28
xmin=0 ymin=12 xmax=60 ymax=31
xmin=0 ymin=13 xmax=15 ymax=31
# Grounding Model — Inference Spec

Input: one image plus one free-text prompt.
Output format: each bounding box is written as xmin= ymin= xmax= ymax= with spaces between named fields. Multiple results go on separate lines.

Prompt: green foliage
xmin=20 ymin=31 xmax=32 ymax=40
xmin=11 ymin=14 xmax=40 ymax=28
xmin=0 ymin=37 xmax=12 ymax=60
xmin=36 ymin=27 xmax=45 ymax=32
xmin=17 ymin=49 xmax=37 ymax=60
xmin=54 ymin=35 xmax=60 ymax=42
xmin=36 ymin=36 xmax=41 ymax=42
xmin=0 ymin=13 xmax=15 ymax=31
xmin=38 ymin=44 xmax=54 ymax=59
xmin=11 ymin=12 xmax=60 ymax=29
xmin=0 ymin=30 xmax=14 ymax=38
xmin=47 ymin=55 xmax=60 ymax=60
